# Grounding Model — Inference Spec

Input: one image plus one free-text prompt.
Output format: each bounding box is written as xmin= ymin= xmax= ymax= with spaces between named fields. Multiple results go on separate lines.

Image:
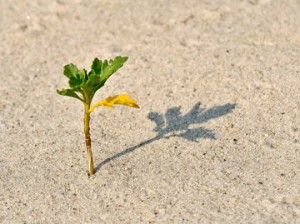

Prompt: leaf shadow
xmin=95 ymin=102 xmax=236 ymax=172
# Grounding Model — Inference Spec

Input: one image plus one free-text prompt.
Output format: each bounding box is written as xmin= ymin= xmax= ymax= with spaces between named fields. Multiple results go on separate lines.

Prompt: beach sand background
xmin=0 ymin=0 xmax=299 ymax=223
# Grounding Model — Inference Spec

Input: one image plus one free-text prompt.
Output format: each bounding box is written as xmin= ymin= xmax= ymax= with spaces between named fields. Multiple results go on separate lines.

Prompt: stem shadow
xmin=95 ymin=102 xmax=236 ymax=172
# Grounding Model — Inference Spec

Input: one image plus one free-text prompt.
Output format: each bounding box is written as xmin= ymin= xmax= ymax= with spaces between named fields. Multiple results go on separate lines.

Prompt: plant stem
xmin=84 ymin=103 xmax=95 ymax=175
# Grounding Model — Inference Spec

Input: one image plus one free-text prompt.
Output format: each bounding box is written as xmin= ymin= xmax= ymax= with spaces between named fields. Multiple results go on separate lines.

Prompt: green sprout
xmin=57 ymin=56 xmax=139 ymax=175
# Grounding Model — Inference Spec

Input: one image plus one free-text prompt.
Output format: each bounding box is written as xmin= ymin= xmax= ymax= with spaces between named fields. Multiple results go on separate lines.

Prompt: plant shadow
xmin=95 ymin=102 xmax=236 ymax=172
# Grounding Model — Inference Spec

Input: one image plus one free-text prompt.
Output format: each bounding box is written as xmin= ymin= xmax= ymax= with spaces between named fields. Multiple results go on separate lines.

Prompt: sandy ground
xmin=0 ymin=0 xmax=299 ymax=223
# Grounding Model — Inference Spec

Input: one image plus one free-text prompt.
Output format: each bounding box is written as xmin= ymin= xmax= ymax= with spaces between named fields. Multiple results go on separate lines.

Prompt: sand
xmin=0 ymin=0 xmax=299 ymax=223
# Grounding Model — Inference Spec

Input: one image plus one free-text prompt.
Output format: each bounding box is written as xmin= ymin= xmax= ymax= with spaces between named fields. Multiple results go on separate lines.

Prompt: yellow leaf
xmin=89 ymin=94 xmax=139 ymax=113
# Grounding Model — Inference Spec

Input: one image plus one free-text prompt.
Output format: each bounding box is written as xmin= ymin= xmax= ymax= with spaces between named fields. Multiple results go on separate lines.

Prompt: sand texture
xmin=0 ymin=0 xmax=299 ymax=223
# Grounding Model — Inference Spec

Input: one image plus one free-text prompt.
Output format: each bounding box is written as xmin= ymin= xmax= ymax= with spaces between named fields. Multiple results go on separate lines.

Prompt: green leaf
xmin=100 ymin=56 xmax=128 ymax=83
xmin=58 ymin=56 xmax=129 ymax=103
xmin=80 ymin=72 xmax=101 ymax=98
xmin=56 ymin=88 xmax=84 ymax=102
xmin=64 ymin=64 xmax=79 ymax=78
xmin=64 ymin=64 xmax=85 ymax=89
xmin=91 ymin=56 xmax=128 ymax=83
xmin=89 ymin=56 xmax=128 ymax=94
xmin=91 ymin=58 xmax=102 ymax=74
xmin=85 ymin=72 xmax=101 ymax=89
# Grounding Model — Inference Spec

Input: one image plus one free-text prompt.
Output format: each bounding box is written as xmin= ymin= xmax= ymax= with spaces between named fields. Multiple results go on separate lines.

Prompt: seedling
xmin=57 ymin=56 xmax=139 ymax=175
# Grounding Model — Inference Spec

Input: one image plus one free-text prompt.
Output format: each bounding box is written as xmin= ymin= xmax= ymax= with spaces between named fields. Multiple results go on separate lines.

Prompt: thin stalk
xmin=84 ymin=103 xmax=95 ymax=175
